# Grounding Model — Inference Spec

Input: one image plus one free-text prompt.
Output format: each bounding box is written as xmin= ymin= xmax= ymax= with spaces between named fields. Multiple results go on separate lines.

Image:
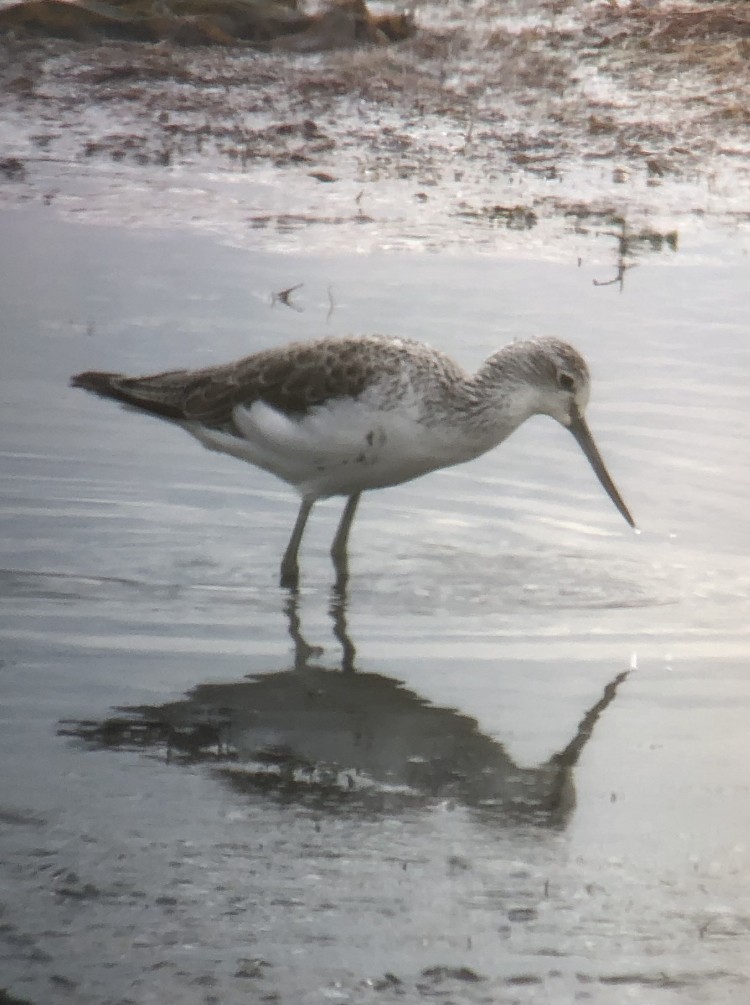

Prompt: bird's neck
xmin=455 ymin=363 xmax=541 ymax=446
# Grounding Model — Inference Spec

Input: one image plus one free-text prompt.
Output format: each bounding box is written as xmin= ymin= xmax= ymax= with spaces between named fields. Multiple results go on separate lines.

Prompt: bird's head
xmin=488 ymin=338 xmax=636 ymax=529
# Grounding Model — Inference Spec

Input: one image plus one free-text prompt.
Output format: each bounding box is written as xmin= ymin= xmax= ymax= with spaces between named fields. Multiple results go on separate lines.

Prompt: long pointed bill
xmin=568 ymin=413 xmax=636 ymax=529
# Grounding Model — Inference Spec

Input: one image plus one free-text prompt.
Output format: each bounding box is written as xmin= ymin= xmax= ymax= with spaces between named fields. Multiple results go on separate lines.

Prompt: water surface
xmin=1 ymin=207 xmax=749 ymax=1004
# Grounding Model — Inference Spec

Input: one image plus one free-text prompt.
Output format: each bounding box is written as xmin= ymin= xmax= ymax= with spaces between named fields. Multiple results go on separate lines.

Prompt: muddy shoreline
xmin=1 ymin=0 xmax=749 ymax=259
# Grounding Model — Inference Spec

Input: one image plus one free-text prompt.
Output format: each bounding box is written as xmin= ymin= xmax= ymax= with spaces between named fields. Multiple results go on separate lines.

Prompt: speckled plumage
xmin=73 ymin=335 xmax=470 ymax=423
xmin=71 ymin=334 xmax=633 ymax=585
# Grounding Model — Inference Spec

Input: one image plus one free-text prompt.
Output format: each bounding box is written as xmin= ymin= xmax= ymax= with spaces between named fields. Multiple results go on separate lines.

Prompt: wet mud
xmin=1 ymin=0 xmax=749 ymax=255
xmin=0 ymin=0 xmax=415 ymax=49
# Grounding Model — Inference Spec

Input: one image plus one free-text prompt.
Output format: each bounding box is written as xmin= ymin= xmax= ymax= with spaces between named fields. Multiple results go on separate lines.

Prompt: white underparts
xmin=185 ymin=392 xmax=513 ymax=501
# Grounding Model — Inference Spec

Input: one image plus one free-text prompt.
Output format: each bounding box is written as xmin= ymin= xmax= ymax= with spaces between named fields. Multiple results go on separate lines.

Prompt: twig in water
xmin=326 ymin=286 xmax=336 ymax=323
xmin=272 ymin=283 xmax=304 ymax=311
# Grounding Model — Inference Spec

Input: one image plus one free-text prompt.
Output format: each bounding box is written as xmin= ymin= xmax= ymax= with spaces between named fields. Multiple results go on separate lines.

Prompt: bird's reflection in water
xmin=285 ymin=572 xmax=355 ymax=673
xmin=60 ymin=581 xmax=628 ymax=829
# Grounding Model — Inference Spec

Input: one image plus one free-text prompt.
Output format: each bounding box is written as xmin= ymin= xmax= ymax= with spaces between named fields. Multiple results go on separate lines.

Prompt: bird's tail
xmin=70 ymin=370 xmax=185 ymax=420
xmin=71 ymin=370 xmax=123 ymax=398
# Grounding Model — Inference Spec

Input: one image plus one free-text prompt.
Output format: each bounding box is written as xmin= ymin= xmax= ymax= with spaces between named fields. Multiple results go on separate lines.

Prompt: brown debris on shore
xmin=598 ymin=1 xmax=750 ymax=44
xmin=0 ymin=0 xmax=748 ymax=252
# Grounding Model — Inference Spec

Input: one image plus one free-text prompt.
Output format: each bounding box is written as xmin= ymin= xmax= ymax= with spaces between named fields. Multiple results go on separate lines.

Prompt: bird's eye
xmin=558 ymin=372 xmax=575 ymax=392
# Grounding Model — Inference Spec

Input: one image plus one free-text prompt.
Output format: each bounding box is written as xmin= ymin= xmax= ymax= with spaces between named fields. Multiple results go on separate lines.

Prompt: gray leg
xmin=330 ymin=493 xmax=361 ymax=573
xmin=281 ymin=498 xmax=313 ymax=588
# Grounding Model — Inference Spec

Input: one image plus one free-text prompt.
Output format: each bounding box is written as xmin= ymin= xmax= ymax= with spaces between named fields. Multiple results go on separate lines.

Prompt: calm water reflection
xmin=61 ymin=586 xmax=630 ymax=829
xmin=2 ymin=208 xmax=750 ymax=1004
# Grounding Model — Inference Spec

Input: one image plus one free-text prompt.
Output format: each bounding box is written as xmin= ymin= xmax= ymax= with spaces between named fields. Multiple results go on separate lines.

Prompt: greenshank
xmin=71 ymin=334 xmax=635 ymax=586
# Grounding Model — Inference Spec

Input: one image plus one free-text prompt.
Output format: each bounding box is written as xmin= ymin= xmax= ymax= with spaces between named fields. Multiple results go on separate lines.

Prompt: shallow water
xmin=1 ymin=206 xmax=749 ymax=1004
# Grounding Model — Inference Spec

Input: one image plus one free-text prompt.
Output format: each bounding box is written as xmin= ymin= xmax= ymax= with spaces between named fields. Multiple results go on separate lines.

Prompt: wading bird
xmin=71 ymin=334 xmax=635 ymax=586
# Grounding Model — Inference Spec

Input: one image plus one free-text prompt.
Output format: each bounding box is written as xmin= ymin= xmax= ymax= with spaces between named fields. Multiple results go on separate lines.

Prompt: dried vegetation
xmin=0 ymin=0 xmax=415 ymax=47
xmin=0 ymin=0 xmax=748 ymax=250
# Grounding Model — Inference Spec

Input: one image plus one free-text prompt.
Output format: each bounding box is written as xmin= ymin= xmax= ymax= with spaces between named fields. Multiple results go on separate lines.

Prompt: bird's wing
xmin=180 ymin=339 xmax=379 ymax=424
xmin=73 ymin=337 xmax=396 ymax=425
